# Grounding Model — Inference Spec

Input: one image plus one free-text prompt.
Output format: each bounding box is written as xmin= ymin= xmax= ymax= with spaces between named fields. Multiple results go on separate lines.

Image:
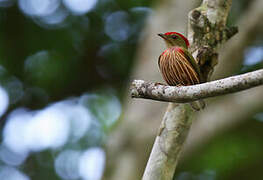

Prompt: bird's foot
xmin=154 ymin=82 xmax=166 ymax=86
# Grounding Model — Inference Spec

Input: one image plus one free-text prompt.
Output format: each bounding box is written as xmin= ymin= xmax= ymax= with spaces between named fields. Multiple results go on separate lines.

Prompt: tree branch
xmin=140 ymin=0 xmax=236 ymax=179
xmin=131 ymin=69 xmax=263 ymax=103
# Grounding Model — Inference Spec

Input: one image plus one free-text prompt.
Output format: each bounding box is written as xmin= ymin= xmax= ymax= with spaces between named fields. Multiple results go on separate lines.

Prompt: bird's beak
xmin=158 ymin=33 xmax=166 ymax=40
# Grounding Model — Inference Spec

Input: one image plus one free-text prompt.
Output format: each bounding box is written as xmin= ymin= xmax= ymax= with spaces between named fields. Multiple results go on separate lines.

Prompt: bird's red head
xmin=158 ymin=32 xmax=189 ymax=48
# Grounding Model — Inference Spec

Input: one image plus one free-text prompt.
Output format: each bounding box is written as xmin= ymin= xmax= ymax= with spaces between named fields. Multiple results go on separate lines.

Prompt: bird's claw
xmin=154 ymin=82 xmax=166 ymax=86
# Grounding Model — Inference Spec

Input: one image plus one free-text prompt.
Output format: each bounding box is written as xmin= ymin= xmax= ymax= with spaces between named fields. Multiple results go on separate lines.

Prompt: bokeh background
xmin=0 ymin=0 xmax=263 ymax=179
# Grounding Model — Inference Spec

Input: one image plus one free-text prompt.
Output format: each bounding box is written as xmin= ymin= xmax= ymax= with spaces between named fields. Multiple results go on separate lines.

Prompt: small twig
xmin=131 ymin=69 xmax=263 ymax=103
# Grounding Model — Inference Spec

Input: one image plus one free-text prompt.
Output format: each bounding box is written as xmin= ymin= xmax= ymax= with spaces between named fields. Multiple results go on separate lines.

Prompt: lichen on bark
xmin=188 ymin=0 xmax=237 ymax=82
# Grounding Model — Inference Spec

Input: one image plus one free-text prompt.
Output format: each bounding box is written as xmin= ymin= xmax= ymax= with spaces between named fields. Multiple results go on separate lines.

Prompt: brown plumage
xmin=158 ymin=47 xmax=200 ymax=86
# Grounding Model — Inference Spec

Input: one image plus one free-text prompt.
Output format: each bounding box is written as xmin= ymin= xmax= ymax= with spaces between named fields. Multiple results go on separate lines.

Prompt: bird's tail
xmin=190 ymin=99 xmax=206 ymax=111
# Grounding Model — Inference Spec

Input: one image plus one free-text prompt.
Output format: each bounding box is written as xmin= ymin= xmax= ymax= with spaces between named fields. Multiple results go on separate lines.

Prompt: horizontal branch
xmin=131 ymin=69 xmax=263 ymax=103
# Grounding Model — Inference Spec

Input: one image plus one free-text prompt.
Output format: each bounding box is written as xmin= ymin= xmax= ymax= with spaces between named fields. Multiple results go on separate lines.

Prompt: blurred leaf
xmin=24 ymin=50 xmax=72 ymax=94
xmin=79 ymin=90 xmax=121 ymax=131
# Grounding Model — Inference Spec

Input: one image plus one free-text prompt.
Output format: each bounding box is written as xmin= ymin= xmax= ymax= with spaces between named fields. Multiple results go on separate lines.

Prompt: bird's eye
xmin=172 ymin=35 xmax=177 ymax=39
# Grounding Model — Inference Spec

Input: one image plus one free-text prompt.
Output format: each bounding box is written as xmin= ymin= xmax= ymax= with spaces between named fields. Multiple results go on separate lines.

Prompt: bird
xmin=158 ymin=32 xmax=205 ymax=110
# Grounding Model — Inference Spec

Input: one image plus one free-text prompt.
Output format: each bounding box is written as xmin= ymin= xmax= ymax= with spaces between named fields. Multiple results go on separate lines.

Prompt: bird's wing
xmin=180 ymin=47 xmax=203 ymax=81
